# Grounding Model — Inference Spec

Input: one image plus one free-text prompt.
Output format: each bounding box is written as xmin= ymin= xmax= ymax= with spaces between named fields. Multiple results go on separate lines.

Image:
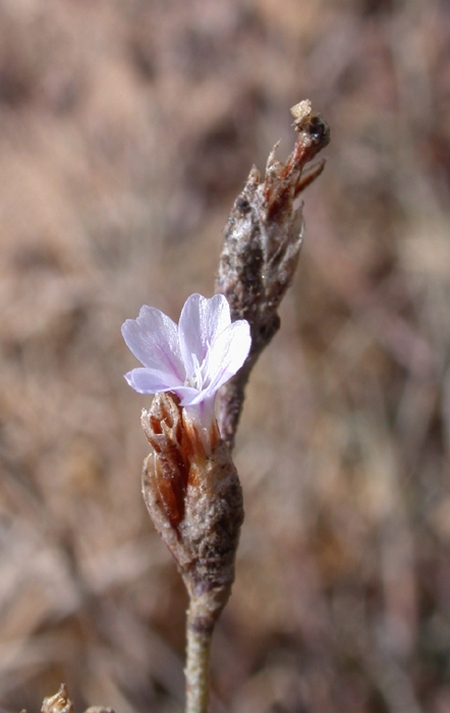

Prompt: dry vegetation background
xmin=1 ymin=1 xmax=450 ymax=712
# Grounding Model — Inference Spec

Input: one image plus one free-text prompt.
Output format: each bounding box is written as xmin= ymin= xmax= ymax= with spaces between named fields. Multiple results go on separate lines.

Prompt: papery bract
xmin=122 ymin=293 xmax=251 ymax=426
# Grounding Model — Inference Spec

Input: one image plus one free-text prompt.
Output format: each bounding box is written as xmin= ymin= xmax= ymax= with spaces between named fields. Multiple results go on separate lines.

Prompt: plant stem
xmin=185 ymin=605 xmax=214 ymax=713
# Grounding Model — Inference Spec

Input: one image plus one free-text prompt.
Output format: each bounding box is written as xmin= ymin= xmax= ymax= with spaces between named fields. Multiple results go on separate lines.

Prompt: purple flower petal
xmin=203 ymin=319 xmax=251 ymax=394
xmin=182 ymin=395 xmax=216 ymax=428
xmin=170 ymin=385 xmax=207 ymax=406
xmin=178 ymin=293 xmax=231 ymax=377
xmin=122 ymin=305 xmax=184 ymax=379
xmin=124 ymin=367 xmax=183 ymax=394
xmin=122 ymin=293 xmax=252 ymax=429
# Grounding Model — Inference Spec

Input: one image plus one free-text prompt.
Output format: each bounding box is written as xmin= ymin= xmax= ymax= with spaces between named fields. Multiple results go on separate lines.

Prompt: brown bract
xmin=215 ymin=99 xmax=330 ymax=447
xmin=141 ymin=393 xmax=244 ymax=626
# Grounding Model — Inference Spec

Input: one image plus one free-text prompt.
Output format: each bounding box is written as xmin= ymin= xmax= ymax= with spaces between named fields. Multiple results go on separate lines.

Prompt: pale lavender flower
xmin=122 ymin=293 xmax=251 ymax=427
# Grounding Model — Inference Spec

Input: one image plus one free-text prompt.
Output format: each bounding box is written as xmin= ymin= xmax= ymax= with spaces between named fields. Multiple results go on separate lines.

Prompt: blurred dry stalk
xmin=1 ymin=1 xmax=450 ymax=713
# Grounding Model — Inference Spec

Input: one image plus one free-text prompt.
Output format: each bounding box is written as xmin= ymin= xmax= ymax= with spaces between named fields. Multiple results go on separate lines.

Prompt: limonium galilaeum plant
xmin=121 ymin=100 xmax=330 ymax=713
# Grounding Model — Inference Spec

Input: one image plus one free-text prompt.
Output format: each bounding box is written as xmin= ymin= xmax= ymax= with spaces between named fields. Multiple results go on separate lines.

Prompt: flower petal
xmin=122 ymin=305 xmax=184 ymax=379
xmin=124 ymin=367 xmax=183 ymax=394
xmin=170 ymin=385 xmax=206 ymax=406
xmin=203 ymin=319 xmax=251 ymax=394
xmin=178 ymin=293 xmax=231 ymax=376
xmin=122 ymin=293 xmax=252 ymax=430
xmin=182 ymin=395 xmax=216 ymax=428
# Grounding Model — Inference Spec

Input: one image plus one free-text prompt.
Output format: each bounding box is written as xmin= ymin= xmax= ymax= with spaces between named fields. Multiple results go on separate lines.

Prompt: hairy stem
xmin=185 ymin=608 xmax=214 ymax=713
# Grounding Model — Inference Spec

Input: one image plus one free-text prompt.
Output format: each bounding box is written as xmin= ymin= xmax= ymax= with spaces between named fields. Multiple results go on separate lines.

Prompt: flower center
xmin=185 ymin=353 xmax=205 ymax=391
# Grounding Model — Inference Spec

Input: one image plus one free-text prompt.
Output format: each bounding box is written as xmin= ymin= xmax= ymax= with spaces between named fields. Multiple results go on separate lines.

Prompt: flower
xmin=122 ymin=293 xmax=251 ymax=427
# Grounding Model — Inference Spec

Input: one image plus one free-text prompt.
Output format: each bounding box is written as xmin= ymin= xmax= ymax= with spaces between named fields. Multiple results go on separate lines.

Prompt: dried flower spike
xmin=122 ymin=101 xmax=329 ymax=713
xmin=215 ymin=99 xmax=330 ymax=446
xmin=40 ymin=685 xmax=115 ymax=713
xmin=41 ymin=685 xmax=73 ymax=713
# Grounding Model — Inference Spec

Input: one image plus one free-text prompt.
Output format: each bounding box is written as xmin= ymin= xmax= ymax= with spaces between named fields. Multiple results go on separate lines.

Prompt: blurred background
xmin=1 ymin=1 xmax=450 ymax=712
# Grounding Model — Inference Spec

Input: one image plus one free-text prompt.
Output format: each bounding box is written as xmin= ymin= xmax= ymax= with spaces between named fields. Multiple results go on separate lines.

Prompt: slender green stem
xmin=185 ymin=605 xmax=214 ymax=713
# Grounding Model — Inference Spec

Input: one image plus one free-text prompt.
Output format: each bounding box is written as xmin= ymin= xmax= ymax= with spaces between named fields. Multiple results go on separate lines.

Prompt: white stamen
xmin=186 ymin=353 xmax=203 ymax=390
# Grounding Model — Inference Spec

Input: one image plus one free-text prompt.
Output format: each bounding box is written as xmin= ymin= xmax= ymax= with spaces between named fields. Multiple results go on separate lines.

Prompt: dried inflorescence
xmin=40 ymin=685 xmax=114 ymax=713
xmin=141 ymin=393 xmax=244 ymax=625
xmin=215 ymin=100 xmax=330 ymax=446
xmin=120 ymin=99 xmax=329 ymax=713
xmin=41 ymin=685 xmax=74 ymax=713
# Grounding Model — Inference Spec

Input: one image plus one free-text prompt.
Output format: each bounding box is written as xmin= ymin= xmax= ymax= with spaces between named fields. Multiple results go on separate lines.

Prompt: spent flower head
xmin=121 ymin=293 xmax=251 ymax=427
